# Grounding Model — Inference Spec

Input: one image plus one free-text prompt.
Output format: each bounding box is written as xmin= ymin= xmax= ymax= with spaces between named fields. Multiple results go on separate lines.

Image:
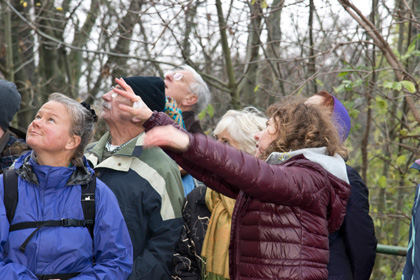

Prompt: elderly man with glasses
xmin=164 ymin=65 xmax=211 ymax=134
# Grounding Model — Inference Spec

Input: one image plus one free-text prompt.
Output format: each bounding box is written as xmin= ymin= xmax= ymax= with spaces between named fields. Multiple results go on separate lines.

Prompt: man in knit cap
xmin=85 ymin=76 xmax=184 ymax=280
xmin=0 ymin=80 xmax=30 ymax=173
xmin=306 ymin=91 xmax=377 ymax=280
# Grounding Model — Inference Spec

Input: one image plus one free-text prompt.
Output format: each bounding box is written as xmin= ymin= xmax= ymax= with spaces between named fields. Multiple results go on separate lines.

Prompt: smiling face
xmin=254 ymin=117 xmax=278 ymax=158
xmin=26 ymin=101 xmax=76 ymax=159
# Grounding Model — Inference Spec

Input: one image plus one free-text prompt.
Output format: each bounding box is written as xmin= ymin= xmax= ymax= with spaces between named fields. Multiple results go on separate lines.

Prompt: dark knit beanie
xmin=122 ymin=76 xmax=165 ymax=112
xmin=0 ymin=80 xmax=21 ymax=131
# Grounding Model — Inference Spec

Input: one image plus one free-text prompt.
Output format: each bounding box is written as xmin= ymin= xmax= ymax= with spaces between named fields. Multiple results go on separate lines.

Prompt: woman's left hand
xmin=113 ymin=77 xmax=153 ymax=122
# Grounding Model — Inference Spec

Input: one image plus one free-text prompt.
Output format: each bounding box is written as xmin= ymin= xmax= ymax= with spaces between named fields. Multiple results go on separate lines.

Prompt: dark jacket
xmin=0 ymin=152 xmax=133 ymax=279
xmin=327 ymin=165 xmax=377 ymax=280
xmin=402 ymin=160 xmax=420 ymax=278
xmin=0 ymin=128 xmax=30 ymax=174
xmin=85 ymin=132 xmax=184 ymax=280
xmin=182 ymin=111 xmax=203 ymax=134
xmin=145 ymin=112 xmax=351 ymax=280
xmin=171 ymin=186 xmax=210 ymax=279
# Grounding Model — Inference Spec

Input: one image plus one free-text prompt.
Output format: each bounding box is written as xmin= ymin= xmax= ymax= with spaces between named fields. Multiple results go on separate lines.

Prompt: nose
xmin=164 ymin=72 xmax=173 ymax=82
xmin=102 ymin=90 xmax=112 ymax=102
xmin=254 ymin=132 xmax=261 ymax=141
xmin=31 ymin=118 xmax=41 ymax=128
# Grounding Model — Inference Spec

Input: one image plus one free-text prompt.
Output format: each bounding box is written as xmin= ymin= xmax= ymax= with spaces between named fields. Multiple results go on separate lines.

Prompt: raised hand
xmin=113 ymin=77 xmax=153 ymax=122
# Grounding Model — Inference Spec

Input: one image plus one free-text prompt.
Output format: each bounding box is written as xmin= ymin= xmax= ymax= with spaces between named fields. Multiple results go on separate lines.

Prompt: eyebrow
xmin=37 ymin=110 xmax=61 ymax=119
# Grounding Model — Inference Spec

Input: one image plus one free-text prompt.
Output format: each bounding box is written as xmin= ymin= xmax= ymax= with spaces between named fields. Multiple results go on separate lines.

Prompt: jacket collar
xmin=266 ymin=147 xmax=349 ymax=183
xmin=86 ymin=131 xmax=145 ymax=161
xmin=14 ymin=151 xmax=93 ymax=186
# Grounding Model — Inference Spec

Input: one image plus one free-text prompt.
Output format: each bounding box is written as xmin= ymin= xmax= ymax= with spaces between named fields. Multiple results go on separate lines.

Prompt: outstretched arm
xmin=114 ymin=82 xmax=346 ymax=207
xmin=143 ymin=119 xmax=337 ymax=207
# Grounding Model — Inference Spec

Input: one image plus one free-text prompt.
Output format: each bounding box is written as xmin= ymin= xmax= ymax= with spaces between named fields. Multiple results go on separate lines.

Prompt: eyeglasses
xmin=164 ymin=71 xmax=183 ymax=81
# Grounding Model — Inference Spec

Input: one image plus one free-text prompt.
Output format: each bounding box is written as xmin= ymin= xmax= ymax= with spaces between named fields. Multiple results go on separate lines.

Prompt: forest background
xmin=1 ymin=0 xmax=419 ymax=278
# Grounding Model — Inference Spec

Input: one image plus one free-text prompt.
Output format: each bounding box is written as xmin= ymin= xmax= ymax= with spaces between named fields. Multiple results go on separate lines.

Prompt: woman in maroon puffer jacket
xmin=113 ymin=78 xmax=352 ymax=280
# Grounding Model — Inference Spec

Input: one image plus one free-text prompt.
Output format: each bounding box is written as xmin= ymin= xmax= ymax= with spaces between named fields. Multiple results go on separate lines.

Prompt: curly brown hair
xmin=261 ymin=96 xmax=347 ymax=159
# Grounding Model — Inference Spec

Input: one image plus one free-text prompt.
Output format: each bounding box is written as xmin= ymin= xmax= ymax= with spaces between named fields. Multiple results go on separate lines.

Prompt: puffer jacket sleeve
xmin=145 ymin=112 xmax=350 ymax=208
xmin=342 ymin=166 xmax=377 ymax=280
xmin=72 ymin=178 xmax=133 ymax=279
xmin=143 ymin=112 xmax=243 ymax=199
xmin=0 ymin=175 xmax=38 ymax=279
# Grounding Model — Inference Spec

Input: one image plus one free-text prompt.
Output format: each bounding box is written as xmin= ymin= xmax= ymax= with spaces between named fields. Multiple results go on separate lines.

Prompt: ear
xmin=181 ymin=94 xmax=198 ymax=107
xmin=65 ymin=135 xmax=81 ymax=151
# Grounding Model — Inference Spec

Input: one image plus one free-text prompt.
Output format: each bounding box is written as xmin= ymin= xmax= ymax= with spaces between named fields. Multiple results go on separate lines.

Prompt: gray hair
xmin=48 ymin=93 xmax=96 ymax=165
xmin=181 ymin=65 xmax=211 ymax=114
xmin=213 ymin=107 xmax=267 ymax=154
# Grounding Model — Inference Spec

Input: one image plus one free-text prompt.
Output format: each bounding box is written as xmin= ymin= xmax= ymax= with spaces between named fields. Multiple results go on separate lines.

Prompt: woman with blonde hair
xmin=172 ymin=107 xmax=266 ymax=280
xmin=0 ymin=93 xmax=133 ymax=279
xmin=112 ymin=78 xmax=351 ymax=280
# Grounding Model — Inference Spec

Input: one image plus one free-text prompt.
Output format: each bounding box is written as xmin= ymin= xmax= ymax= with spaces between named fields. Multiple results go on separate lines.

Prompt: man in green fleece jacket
xmin=85 ymin=76 xmax=184 ymax=280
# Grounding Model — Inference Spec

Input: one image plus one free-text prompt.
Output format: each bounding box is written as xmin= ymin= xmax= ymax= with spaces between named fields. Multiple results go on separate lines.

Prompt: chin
xmin=26 ymin=137 xmax=35 ymax=147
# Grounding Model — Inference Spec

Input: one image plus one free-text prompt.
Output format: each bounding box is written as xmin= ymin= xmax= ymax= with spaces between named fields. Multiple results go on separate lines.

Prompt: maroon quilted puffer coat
xmin=144 ymin=112 xmax=351 ymax=280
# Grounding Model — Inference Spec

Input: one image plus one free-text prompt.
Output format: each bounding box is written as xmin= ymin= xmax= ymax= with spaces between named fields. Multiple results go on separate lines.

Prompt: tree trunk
xmin=215 ymin=0 xmax=240 ymax=109
xmin=239 ymin=1 xmax=263 ymax=106
xmin=68 ymin=0 xmax=101 ymax=99
xmin=87 ymin=0 xmax=142 ymax=103
xmin=307 ymin=0 xmax=317 ymax=94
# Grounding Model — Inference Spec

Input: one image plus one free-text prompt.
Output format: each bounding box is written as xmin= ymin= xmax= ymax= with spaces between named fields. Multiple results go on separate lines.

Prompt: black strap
xmin=5 ymin=174 xmax=96 ymax=253
xmin=81 ymin=177 xmax=96 ymax=239
xmin=36 ymin=272 xmax=80 ymax=280
xmin=10 ymin=219 xmax=93 ymax=253
xmin=3 ymin=168 xmax=18 ymax=225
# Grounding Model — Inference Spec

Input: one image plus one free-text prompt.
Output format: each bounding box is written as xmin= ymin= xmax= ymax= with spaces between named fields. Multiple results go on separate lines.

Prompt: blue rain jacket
xmin=0 ymin=151 xmax=133 ymax=279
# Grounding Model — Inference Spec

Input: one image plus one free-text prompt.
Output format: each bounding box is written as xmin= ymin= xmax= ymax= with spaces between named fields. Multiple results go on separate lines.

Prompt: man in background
xmin=306 ymin=91 xmax=377 ymax=280
xmin=164 ymin=66 xmax=211 ymax=195
xmin=0 ymin=80 xmax=30 ymax=173
xmin=164 ymin=65 xmax=210 ymax=134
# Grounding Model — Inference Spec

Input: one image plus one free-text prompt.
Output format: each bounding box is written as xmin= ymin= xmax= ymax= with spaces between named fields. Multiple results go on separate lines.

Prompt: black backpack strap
xmin=36 ymin=272 xmax=80 ymax=280
xmin=3 ymin=169 xmax=18 ymax=225
xmin=10 ymin=219 xmax=91 ymax=252
xmin=81 ymin=175 xmax=96 ymax=240
xmin=7 ymin=175 xmax=96 ymax=253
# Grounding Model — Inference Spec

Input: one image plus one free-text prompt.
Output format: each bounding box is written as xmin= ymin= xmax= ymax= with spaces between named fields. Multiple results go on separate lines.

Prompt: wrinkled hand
xmin=144 ymin=125 xmax=190 ymax=152
xmin=113 ymin=77 xmax=153 ymax=122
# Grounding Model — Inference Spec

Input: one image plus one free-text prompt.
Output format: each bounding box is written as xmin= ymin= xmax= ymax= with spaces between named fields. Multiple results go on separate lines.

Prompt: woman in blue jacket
xmin=0 ymin=93 xmax=133 ymax=279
